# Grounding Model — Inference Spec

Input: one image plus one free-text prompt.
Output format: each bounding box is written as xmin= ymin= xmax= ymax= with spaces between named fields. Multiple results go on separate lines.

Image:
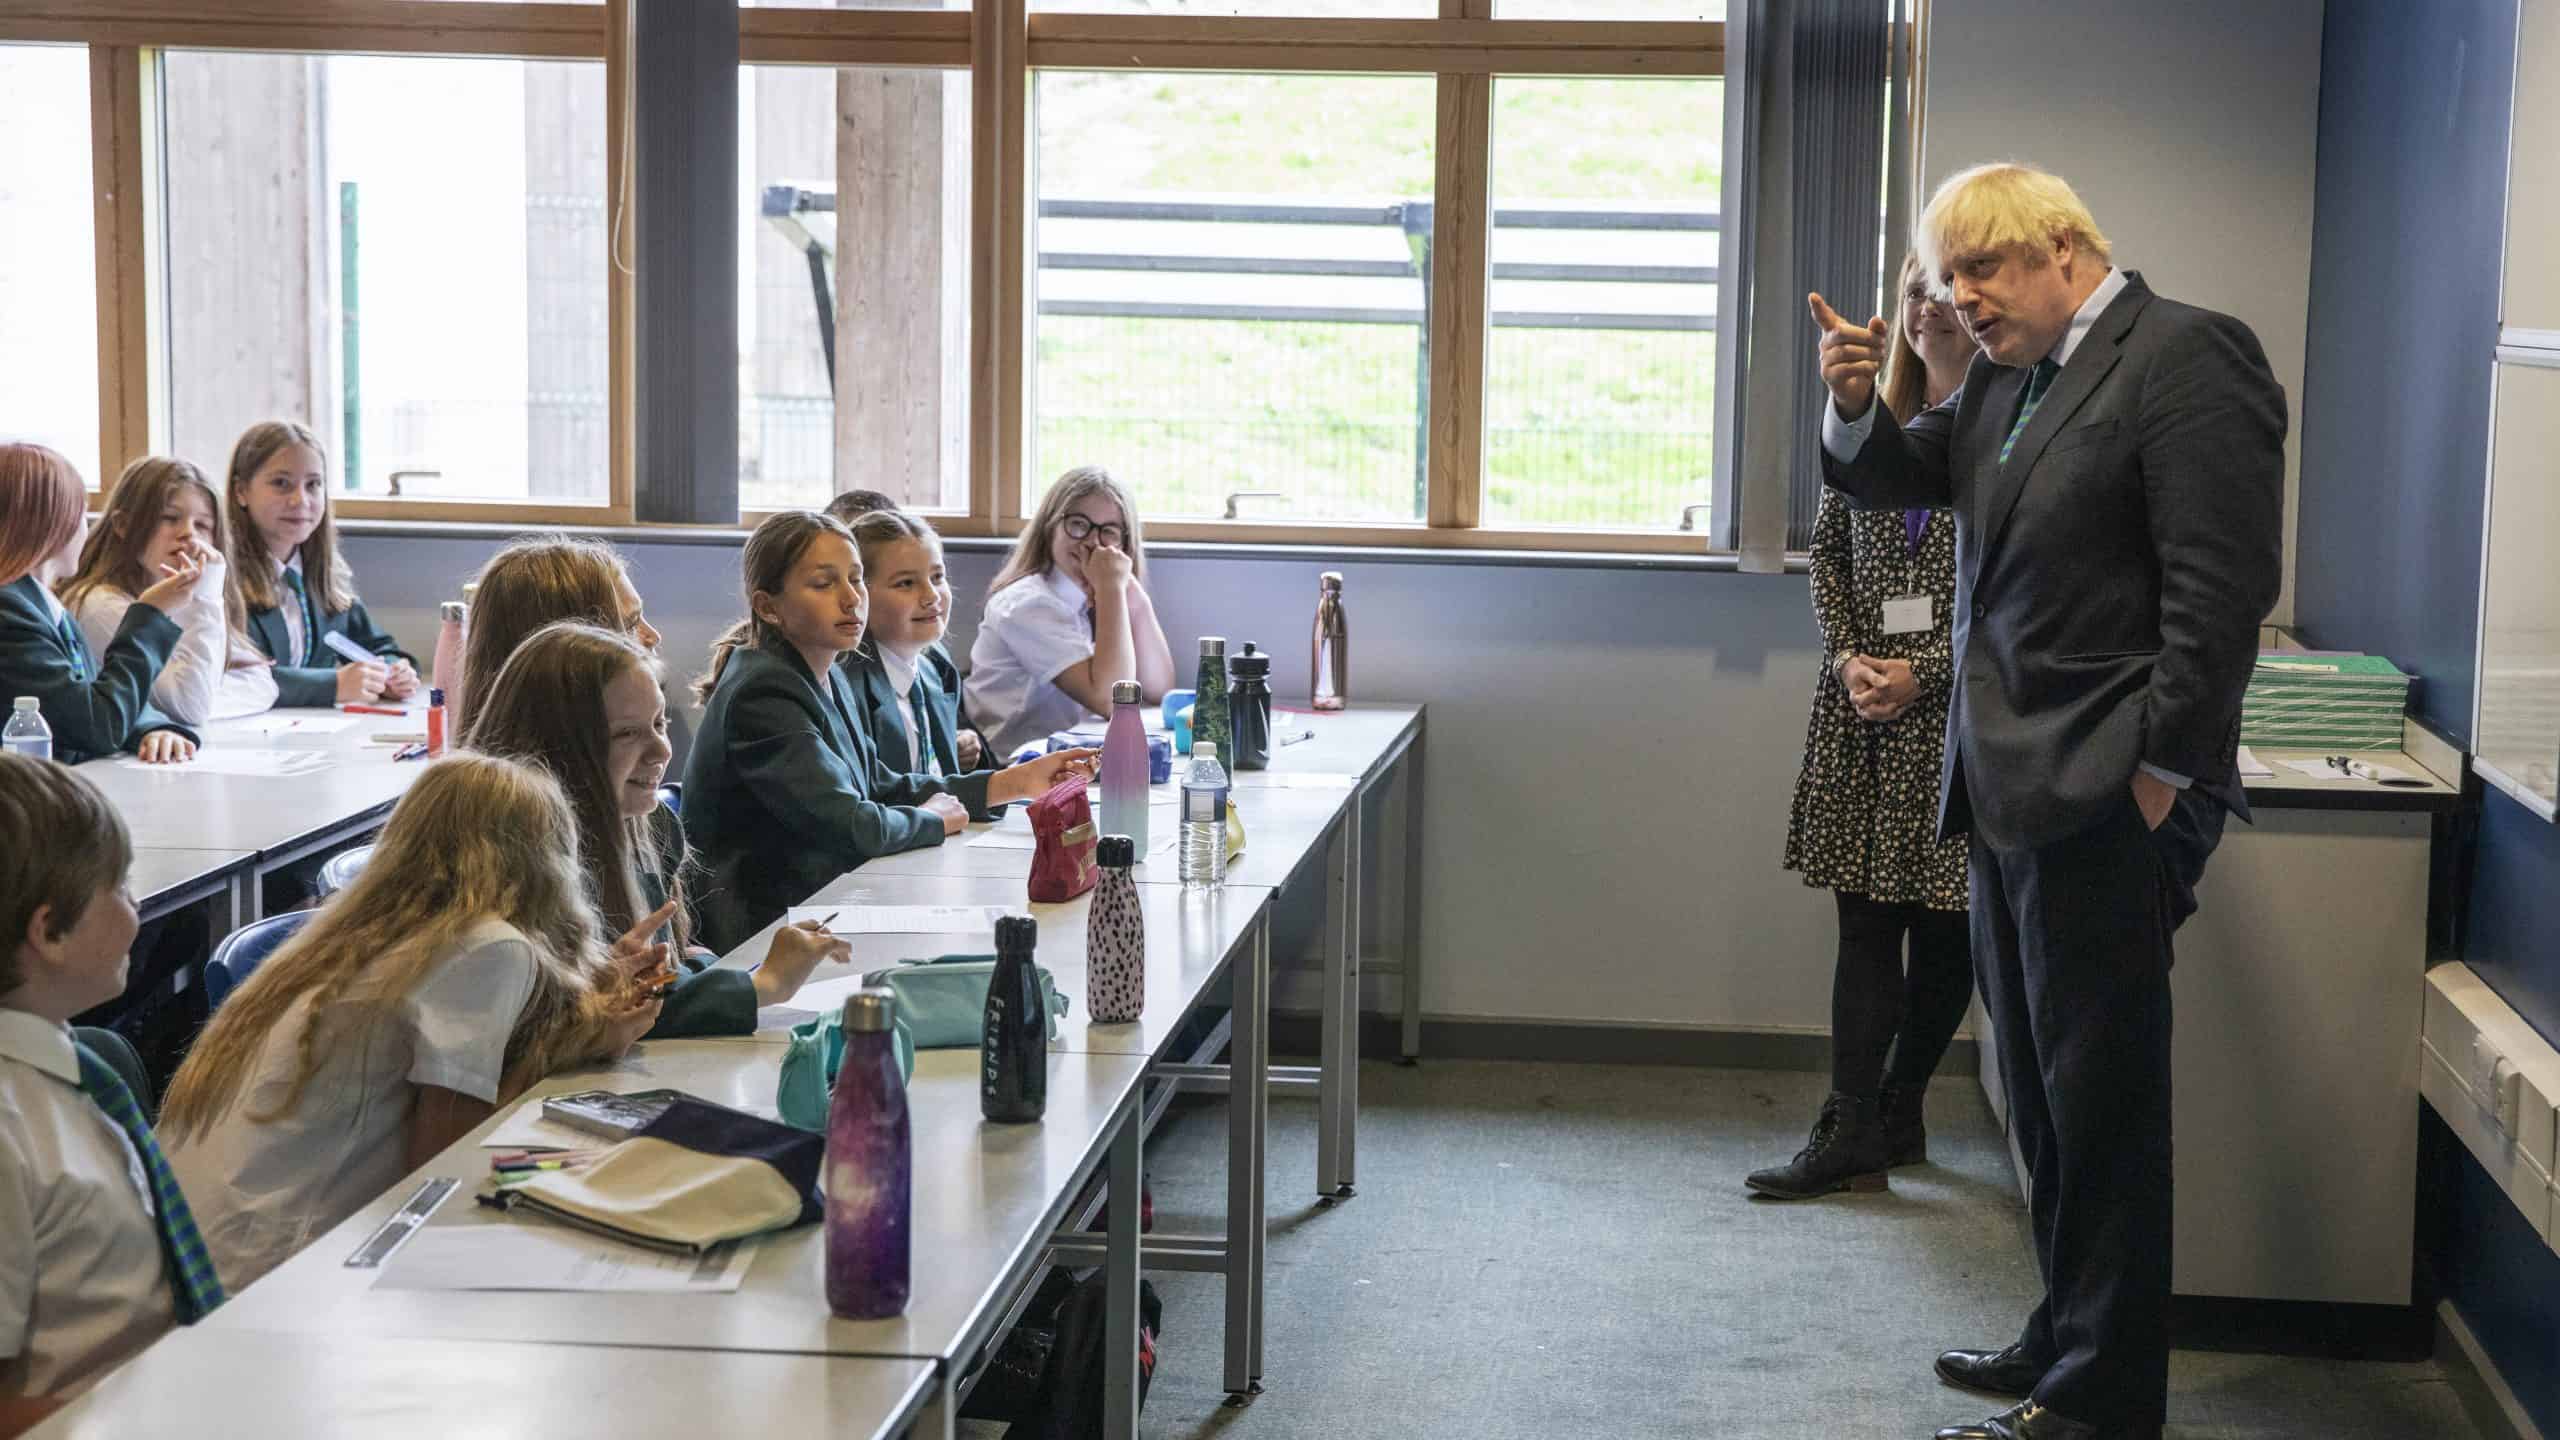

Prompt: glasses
xmin=1059 ymin=513 xmax=1127 ymax=547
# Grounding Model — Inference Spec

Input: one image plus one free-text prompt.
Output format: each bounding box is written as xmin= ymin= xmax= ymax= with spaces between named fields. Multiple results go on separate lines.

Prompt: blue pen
xmin=392 ymin=742 xmax=429 ymax=762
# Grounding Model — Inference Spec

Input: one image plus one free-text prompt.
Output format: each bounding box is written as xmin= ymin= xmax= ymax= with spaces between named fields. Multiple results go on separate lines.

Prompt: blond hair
xmin=454 ymin=536 xmax=633 ymax=732
xmin=1916 ymin=162 xmax=2112 ymax=282
xmin=160 ymin=753 xmax=618 ymax=1141
xmin=990 ymin=465 xmax=1149 ymax=598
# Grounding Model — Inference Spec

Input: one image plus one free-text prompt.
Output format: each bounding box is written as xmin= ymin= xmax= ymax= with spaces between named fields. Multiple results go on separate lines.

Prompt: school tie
xmin=910 ymin=685 xmax=942 ymax=777
xmin=71 ymin=1040 xmax=227 ymax=1322
xmin=280 ymin=567 xmax=319 ymax=666
xmin=56 ymin=610 xmax=90 ymax=684
xmin=1998 ymin=358 xmax=2061 ymax=465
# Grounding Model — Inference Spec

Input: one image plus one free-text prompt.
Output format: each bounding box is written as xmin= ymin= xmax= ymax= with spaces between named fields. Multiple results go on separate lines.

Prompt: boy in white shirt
xmin=0 ymin=755 xmax=223 ymax=1433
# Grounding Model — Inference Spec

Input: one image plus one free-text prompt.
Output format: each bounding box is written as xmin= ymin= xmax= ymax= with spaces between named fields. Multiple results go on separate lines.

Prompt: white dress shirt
xmin=0 ymin=1009 xmax=175 ymax=1398
xmin=164 ymin=916 xmax=538 ymax=1289
xmin=965 ymin=567 xmax=1102 ymax=755
xmin=879 ymin=643 xmax=943 ymax=779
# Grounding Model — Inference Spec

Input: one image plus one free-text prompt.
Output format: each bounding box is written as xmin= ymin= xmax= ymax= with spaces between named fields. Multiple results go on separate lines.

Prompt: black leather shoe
xmin=1934 ymin=1342 xmax=2049 ymax=1399
xmin=1933 ymin=1400 xmax=2161 ymax=1440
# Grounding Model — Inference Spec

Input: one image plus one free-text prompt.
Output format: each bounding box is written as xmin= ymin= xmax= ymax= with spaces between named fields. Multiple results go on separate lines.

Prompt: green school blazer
xmin=244 ymin=591 xmax=413 ymax=708
xmin=682 ymin=636 xmax=994 ymax=952
xmin=633 ymin=801 xmax=760 ymax=1040
xmin=836 ymin=642 xmax=995 ymax=780
xmin=0 ymin=576 xmax=194 ymax=764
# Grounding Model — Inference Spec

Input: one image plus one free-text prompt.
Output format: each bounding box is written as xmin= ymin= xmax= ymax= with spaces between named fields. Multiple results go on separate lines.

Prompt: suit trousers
xmin=1970 ymin=785 xmax=2224 ymax=1427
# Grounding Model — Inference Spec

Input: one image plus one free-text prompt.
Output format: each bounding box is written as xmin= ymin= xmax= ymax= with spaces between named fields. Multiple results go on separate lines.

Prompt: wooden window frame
xmin=9 ymin=0 xmax=1726 ymax=553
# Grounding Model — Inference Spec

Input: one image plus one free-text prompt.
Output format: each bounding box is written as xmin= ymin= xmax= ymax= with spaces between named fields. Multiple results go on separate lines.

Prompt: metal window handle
xmin=388 ymin=470 xmax=442 ymax=498
xmin=1678 ymin=503 xmax=1712 ymax=532
xmin=1225 ymin=490 xmax=1286 ymax=520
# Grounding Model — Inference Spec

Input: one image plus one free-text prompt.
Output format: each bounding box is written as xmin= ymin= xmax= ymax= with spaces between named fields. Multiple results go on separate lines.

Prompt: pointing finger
xmin=1807 ymin=292 xmax=1845 ymax=332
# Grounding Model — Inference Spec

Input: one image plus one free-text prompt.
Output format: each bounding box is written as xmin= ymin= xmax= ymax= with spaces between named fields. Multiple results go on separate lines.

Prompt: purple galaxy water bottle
xmin=824 ymin=988 xmax=911 ymax=1319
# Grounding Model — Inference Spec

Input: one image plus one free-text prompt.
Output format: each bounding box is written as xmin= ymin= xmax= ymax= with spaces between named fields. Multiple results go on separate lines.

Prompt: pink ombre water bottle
xmin=1099 ymin=679 xmax=1151 ymax=856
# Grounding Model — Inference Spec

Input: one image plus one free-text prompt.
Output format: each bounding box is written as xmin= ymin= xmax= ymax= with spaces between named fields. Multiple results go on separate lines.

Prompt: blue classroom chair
xmin=204 ymin=911 xmax=312 ymax=1009
xmin=657 ymin=783 xmax=682 ymax=814
xmin=316 ymin=844 xmax=375 ymax=897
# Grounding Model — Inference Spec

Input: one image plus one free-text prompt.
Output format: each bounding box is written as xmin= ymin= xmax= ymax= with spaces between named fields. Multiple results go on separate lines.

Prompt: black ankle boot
xmin=1881 ymin=1083 xmax=1928 ymax=1167
xmin=1746 ymin=1092 xmax=1889 ymax=1200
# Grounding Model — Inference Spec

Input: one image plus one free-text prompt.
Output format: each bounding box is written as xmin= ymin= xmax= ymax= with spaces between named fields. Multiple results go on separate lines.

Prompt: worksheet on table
xmin=373 ymin=1223 xmax=754 ymax=1293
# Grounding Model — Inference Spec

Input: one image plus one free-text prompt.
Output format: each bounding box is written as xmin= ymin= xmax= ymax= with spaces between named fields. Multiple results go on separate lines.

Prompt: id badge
xmin=1881 ymin=595 xmax=1933 ymax=634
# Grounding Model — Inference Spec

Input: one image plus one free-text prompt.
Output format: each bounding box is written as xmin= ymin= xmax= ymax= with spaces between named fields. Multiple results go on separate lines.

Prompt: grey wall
xmin=1923 ymin=0 xmax=2325 ymax=626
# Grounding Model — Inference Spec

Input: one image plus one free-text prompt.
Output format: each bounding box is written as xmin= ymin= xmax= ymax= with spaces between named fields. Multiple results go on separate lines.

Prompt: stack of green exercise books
xmin=2241 ymin=653 xmax=2413 ymax=752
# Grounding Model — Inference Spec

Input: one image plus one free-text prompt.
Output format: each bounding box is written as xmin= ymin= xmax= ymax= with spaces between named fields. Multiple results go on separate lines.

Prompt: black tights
xmin=1830 ymin=889 xmax=1973 ymax=1098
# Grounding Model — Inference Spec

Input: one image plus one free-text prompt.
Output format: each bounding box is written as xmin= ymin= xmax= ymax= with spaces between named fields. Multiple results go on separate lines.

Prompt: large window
xmin=160 ymin=52 xmax=609 ymax=506
xmin=1482 ymin=76 xmax=1718 ymax=531
xmin=742 ymin=63 xmax=973 ymax=515
xmin=15 ymin=3 xmax=1753 ymax=548
xmin=1033 ymin=70 xmax=1436 ymax=524
xmin=0 ymin=44 xmax=101 ymax=487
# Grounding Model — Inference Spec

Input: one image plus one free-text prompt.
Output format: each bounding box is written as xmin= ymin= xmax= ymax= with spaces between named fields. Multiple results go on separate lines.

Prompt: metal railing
xmin=761 ymin=185 xmax=1716 ymax=523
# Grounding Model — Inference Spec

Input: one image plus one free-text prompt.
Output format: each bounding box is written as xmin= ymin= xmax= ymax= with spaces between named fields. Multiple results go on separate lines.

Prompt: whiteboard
xmin=2506 ymin=0 xmax=2560 ymax=331
xmin=2475 ymin=354 xmax=2560 ymax=819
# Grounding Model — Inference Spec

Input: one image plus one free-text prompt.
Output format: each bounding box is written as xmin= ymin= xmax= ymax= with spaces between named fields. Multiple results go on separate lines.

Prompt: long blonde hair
xmin=160 ymin=753 xmax=616 ymax=1140
xmin=989 ymin=465 xmax=1148 ymax=597
xmin=224 ymin=420 xmax=357 ymax=615
xmin=455 ymin=536 xmax=632 ymax=733
xmin=694 ymin=510 xmax=855 ymax=702
xmin=463 ymin=623 xmax=688 ymax=954
xmin=60 ymin=456 xmax=254 ymax=656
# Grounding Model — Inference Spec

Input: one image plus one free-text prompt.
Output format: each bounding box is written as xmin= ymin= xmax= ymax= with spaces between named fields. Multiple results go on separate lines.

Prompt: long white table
xmin=201 ymin=1041 xmax=1150 ymax=1439
xmin=31 ymin=1330 xmax=938 ymax=1440
xmin=728 ymin=872 xmax=1278 ymax=1393
xmin=866 ymin=702 xmax=1426 ymax=1201
xmin=126 ymin=847 xmax=255 ymax=932
xmin=83 ymin=706 xmax=432 ymax=924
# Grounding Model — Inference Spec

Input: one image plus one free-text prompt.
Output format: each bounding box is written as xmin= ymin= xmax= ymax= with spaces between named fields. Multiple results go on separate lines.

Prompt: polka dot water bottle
xmin=1088 ymin=835 xmax=1145 ymax=1023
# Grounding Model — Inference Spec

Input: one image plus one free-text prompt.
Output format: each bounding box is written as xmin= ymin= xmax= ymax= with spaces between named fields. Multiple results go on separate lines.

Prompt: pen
xmin=342 ymin=703 xmax=405 ymax=717
xmin=392 ymin=742 xmax=429 ymax=762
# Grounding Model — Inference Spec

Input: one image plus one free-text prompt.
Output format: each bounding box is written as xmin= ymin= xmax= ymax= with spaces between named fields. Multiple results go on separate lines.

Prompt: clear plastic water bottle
xmin=2 ymin=698 xmax=51 ymax=763
xmin=1179 ymin=741 xmax=1229 ymax=889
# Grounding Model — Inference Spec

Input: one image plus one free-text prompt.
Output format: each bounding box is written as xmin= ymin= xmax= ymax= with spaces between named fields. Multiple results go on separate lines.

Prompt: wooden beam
xmin=603 ymin=0 xmax=634 ymax=521
xmin=334 ymin=498 xmax=637 ymax=527
xmin=0 ymin=0 xmax=606 ymax=56
xmin=89 ymin=44 xmax=163 ymax=479
xmin=741 ymin=6 xmax=970 ymax=68
xmin=1425 ymin=64 xmax=1490 ymax=530
xmin=968 ymin=0 xmax=1030 ymax=527
xmin=1025 ymin=16 xmax=1719 ymax=76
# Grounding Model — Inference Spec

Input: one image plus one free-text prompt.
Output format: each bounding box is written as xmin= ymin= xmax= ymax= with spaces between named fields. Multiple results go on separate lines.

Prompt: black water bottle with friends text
xmin=981 ymin=915 xmax=1049 ymax=1123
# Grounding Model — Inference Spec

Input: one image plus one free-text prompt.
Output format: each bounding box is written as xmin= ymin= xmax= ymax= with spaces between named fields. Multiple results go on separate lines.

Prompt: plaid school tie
xmin=280 ymin=566 xmax=320 ymax=666
xmin=72 ymin=1039 xmax=227 ymax=1322
xmin=56 ymin=610 xmax=89 ymax=684
xmin=1998 ymin=358 xmax=2061 ymax=465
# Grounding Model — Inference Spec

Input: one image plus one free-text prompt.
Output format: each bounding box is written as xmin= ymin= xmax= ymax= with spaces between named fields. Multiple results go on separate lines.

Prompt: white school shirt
xmin=966 ymin=567 xmax=1101 ymax=755
xmin=879 ymin=644 xmax=943 ymax=779
xmin=162 ymin=916 xmax=538 ymax=1290
xmin=72 ymin=556 xmax=281 ymax=725
xmin=0 ymin=1010 xmax=175 ymax=1398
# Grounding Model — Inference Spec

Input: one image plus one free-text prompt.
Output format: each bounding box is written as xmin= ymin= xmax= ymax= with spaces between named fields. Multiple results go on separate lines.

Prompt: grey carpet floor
xmin=1107 ymin=1059 xmax=2481 ymax=1440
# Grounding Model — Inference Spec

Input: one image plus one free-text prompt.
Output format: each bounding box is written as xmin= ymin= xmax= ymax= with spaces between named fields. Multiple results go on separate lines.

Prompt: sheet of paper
xmin=228 ymin=713 xmax=361 ymax=737
xmin=481 ymin=1098 xmax=598 ymax=1152
xmin=114 ymin=748 xmax=336 ymax=778
xmin=2235 ymin=744 xmax=2273 ymax=780
xmin=786 ymin=904 xmax=1010 ymax=934
xmin=373 ymin=1224 xmax=753 ymax=1293
xmin=1229 ymin=772 xmax=1359 ymax=790
xmin=967 ymin=828 xmax=1041 ymax=850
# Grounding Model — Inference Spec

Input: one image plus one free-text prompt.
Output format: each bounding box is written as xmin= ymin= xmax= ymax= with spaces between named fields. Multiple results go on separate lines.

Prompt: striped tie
xmin=73 ymin=1040 xmax=227 ymax=1321
xmin=1998 ymin=358 xmax=2062 ymax=465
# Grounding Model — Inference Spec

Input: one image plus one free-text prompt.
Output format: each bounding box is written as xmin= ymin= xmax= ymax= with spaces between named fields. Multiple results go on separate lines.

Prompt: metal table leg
xmin=1398 ymin=726 xmax=1426 ymax=1061
xmin=912 ymin=1368 xmax=958 ymax=1440
xmin=1224 ymin=913 xmax=1269 ymax=1395
xmin=1316 ymin=807 xmax=1359 ymax=1198
xmin=1103 ymin=1099 xmax=1142 ymax=1438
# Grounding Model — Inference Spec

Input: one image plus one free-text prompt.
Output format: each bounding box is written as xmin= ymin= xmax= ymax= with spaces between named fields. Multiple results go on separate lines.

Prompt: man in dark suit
xmin=1811 ymin=162 xmax=2285 ymax=1440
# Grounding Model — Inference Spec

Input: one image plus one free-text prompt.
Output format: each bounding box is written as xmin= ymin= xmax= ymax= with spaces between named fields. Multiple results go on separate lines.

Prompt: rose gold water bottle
xmin=1310 ymin=571 xmax=1347 ymax=712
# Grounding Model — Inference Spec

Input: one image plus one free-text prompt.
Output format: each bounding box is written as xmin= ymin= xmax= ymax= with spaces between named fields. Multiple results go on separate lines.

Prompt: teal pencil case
xmin=866 ymin=953 xmax=1070 ymax=1049
xmin=776 ymin=1008 xmax=915 ymax=1132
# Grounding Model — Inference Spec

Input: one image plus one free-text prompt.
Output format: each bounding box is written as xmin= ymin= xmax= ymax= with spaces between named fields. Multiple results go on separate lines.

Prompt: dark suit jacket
xmin=244 ymin=595 xmax=412 ymax=708
xmin=0 ymin=577 xmax=194 ymax=764
xmin=629 ymin=801 xmax=758 ymax=1039
xmin=1821 ymin=272 xmax=2285 ymax=852
xmin=837 ymin=643 xmax=994 ymax=781
xmin=681 ymin=636 xmax=993 ymax=950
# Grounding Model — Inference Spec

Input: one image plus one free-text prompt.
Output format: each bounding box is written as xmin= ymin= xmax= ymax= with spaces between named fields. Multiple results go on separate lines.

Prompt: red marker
xmin=341 ymin=703 xmax=405 ymax=717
